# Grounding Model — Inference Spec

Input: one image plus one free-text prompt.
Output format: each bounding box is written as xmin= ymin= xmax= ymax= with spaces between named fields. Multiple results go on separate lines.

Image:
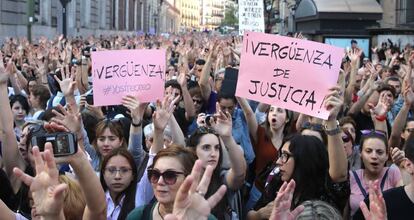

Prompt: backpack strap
xmin=380 ymin=168 xmax=390 ymax=191
xmin=352 ymin=170 xmax=368 ymax=198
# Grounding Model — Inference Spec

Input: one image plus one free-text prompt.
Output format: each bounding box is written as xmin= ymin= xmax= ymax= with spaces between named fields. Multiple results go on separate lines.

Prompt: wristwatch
xmin=323 ymin=120 xmax=341 ymax=136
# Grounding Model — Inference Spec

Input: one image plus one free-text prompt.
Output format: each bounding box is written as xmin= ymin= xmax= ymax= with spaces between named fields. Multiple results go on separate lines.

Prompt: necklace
xmin=157 ymin=203 xmax=165 ymax=220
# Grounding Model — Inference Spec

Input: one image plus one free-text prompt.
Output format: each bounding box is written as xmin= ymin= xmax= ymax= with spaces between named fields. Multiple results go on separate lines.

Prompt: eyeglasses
xmin=147 ymin=168 xmax=184 ymax=185
xmin=277 ymin=152 xmax=293 ymax=164
xmin=104 ymin=167 xmax=132 ymax=176
xmin=361 ymin=130 xmax=387 ymax=138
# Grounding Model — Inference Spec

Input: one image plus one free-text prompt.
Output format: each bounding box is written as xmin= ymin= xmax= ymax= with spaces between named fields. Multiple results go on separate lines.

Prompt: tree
xmin=221 ymin=4 xmax=238 ymax=27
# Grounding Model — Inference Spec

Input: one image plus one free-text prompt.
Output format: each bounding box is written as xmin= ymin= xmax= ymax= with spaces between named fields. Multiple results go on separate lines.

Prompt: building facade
xmin=0 ymin=0 xmax=180 ymax=41
xmin=179 ymin=0 xmax=200 ymax=31
xmin=201 ymin=0 xmax=225 ymax=30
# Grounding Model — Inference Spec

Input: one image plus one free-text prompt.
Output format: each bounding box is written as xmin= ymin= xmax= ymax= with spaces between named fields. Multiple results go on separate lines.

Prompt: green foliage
xmin=221 ymin=4 xmax=238 ymax=27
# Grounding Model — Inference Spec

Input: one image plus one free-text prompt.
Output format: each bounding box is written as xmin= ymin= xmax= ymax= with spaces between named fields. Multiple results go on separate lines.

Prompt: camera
xmin=205 ymin=114 xmax=216 ymax=126
xmin=31 ymin=132 xmax=78 ymax=157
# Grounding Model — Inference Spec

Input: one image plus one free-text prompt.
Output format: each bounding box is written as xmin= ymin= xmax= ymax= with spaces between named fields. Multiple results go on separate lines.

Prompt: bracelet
xmin=323 ymin=120 xmax=341 ymax=136
xmin=131 ymin=120 xmax=142 ymax=127
xmin=375 ymin=115 xmax=387 ymax=121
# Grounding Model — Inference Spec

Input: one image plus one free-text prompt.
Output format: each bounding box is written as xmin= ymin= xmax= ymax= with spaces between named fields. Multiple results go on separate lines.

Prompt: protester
xmin=1 ymin=31 xmax=414 ymax=220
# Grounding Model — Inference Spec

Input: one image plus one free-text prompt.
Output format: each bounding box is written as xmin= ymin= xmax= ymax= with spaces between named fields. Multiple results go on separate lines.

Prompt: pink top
xmin=349 ymin=164 xmax=402 ymax=216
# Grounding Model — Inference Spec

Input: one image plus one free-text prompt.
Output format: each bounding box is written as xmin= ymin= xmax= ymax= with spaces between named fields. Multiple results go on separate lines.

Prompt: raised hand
xmin=359 ymin=180 xmax=387 ymax=220
xmin=323 ymin=86 xmax=343 ymax=121
xmin=13 ymin=144 xmax=67 ymax=219
xmin=348 ymin=48 xmax=361 ymax=65
xmin=0 ymin=51 xmax=11 ymax=84
xmin=54 ymin=65 xmax=76 ymax=96
xmin=51 ymin=104 xmax=82 ymax=135
xmin=164 ymin=160 xmax=227 ymax=220
xmin=121 ymin=95 xmax=148 ymax=124
xmin=369 ymin=91 xmax=392 ymax=118
xmin=210 ymin=104 xmax=233 ymax=137
xmin=269 ymin=180 xmax=304 ymax=220
xmin=153 ymin=96 xmax=177 ymax=131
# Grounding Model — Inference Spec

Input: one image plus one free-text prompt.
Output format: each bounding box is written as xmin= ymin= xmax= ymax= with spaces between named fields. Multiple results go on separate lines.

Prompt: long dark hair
xmin=287 ymin=134 xmax=329 ymax=208
xmin=100 ymin=148 xmax=137 ymax=220
xmin=186 ymin=127 xmax=227 ymax=219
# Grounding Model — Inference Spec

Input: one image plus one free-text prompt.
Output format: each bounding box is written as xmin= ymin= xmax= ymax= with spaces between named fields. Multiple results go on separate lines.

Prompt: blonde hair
xmin=59 ymin=175 xmax=86 ymax=220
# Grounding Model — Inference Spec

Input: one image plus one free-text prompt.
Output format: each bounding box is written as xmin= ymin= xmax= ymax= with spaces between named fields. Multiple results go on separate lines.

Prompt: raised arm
xmin=0 ymin=52 xmax=26 ymax=193
xmin=348 ymin=75 xmax=377 ymax=115
xmin=323 ymin=87 xmax=348 ymax=182
xmin=122 ymin=95 xmax=148 ymax=166
xmin=152 ymin=96 xmax=176 ymax=154
xmin=345 ymin=49 xmax=361 ymax=103
xmin=212 ymin=106 xmax=246 ymax=190
xmin=389 ymin=84 xmax=414 ymax=148
xmin=236 ymin=96 xmax=258 ymax=144
xmin=169 ymin=114 xmax=186 ymax=146
xmin=177 ymin=71 xmax=196 ymax=120
xmin=199 ymin=42 xmax=218 ymax=101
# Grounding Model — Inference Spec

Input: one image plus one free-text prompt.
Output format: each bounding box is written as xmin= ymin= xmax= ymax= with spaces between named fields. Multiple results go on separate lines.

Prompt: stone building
xmin=0 ymin=0 xmax=180 ymax=41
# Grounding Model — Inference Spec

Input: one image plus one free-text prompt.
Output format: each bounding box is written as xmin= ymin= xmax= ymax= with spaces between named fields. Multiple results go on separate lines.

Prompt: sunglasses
xmin=361 ymin=130 xmax=387 ymax=138
xmin=147 ymin=168 xmax=184 ymax=185
xmin=193 ymin=99 xmax=203 ymax=104
xmin=342 ymin=135 xmax=351 ymax=143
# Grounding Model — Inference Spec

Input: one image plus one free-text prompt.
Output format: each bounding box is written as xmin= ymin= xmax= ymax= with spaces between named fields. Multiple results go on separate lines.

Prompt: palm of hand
xmin=213 ymin=119 xmax=232 ymax=136
xmin=154 ymin=110 xmax=170 ymax=130
xmin=174 ymin=194 xmax=210 ymax=220
xmin=30 ymin=172 xmax=62 ymax=216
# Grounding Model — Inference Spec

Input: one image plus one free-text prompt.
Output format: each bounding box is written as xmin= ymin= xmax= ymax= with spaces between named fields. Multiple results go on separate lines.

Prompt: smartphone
xmin=31 ymin=132 xmax=78 ymax=157
xmin=86 ymin=95 xmax=94 ymax=105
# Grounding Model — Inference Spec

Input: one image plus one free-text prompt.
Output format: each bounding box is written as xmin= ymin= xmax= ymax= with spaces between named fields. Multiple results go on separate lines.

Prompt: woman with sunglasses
xmin=127 ymin=146 xmax=217 ymax=220
xmin=341 ymin=128 xmax=361 ymax=170
xmin=186 ymin=108 xmax=246 ymax=220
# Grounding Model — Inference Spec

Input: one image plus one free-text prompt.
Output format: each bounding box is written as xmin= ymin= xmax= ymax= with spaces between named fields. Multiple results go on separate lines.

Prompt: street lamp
xmin=59 ymin=0 xmax=72 ymax=37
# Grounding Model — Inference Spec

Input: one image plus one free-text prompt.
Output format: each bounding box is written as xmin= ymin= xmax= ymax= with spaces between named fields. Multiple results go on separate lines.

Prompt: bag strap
xmin=380 ymin=168 xmax=390 ymax=191
xmin=352 ymin=170 xmax=368 ymax=198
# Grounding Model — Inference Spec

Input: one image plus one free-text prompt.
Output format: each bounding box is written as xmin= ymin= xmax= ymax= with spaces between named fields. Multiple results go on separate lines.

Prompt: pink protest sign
xmin=91 ymin=49 xmax=166 ymax=106
xmin=236 ymin=32 xmax=344 ymax=119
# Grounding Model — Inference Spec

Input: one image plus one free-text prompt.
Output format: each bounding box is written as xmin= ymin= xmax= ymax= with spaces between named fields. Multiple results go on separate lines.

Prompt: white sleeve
xmin=135 ymin=153 xmax=155 ymax=207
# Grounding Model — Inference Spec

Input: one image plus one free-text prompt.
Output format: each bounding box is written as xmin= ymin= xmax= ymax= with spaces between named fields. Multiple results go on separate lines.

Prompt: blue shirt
xmin=232 ymin=108 xmax=255 ymax=165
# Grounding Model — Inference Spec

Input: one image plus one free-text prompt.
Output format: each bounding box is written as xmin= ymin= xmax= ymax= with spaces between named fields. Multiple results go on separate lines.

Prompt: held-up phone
xmin=31 ymin=132 xmax=78 ymax=157
xmin=86 ymin=94 xmax=94 ymax=105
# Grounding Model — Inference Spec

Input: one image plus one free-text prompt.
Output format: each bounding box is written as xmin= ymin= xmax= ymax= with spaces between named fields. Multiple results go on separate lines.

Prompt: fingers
xmin=32 ymin=146 xmax=45 ymax=174
xmin=174 ymin=175 xmax=193 ymax=204
xmin=196 ymin=165 xmax=214 ymax=196
xmin=189 ymin=160 xmax=203 ymax=194
xmin=291 ymin=205 xmax=305 ymax=218
xmin=359 ymin=201 xmax=371 ymax=219
xmin=44 ymin=143 xmax=59 ymax=178
xmin=53 ymin=183 xmax=68 ymax=201
xmin=13 ymin=167 xmax=34 ymax=186
xmin=207 ymin=185 xmax=227 ymax=208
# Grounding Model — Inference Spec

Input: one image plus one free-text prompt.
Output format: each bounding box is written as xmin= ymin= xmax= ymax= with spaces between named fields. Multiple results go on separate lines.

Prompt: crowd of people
xmin=0 ymin=32 xmax=413 ymax=220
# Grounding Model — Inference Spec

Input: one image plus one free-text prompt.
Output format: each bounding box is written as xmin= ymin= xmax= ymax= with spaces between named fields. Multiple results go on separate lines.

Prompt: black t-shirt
xmin=353 ymin=186 xmax=414 ymax=220
xmin=0 ymin=169 xmax=17 ymax=211
xmin=174 ymin=107 xmax=192 ymax=135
